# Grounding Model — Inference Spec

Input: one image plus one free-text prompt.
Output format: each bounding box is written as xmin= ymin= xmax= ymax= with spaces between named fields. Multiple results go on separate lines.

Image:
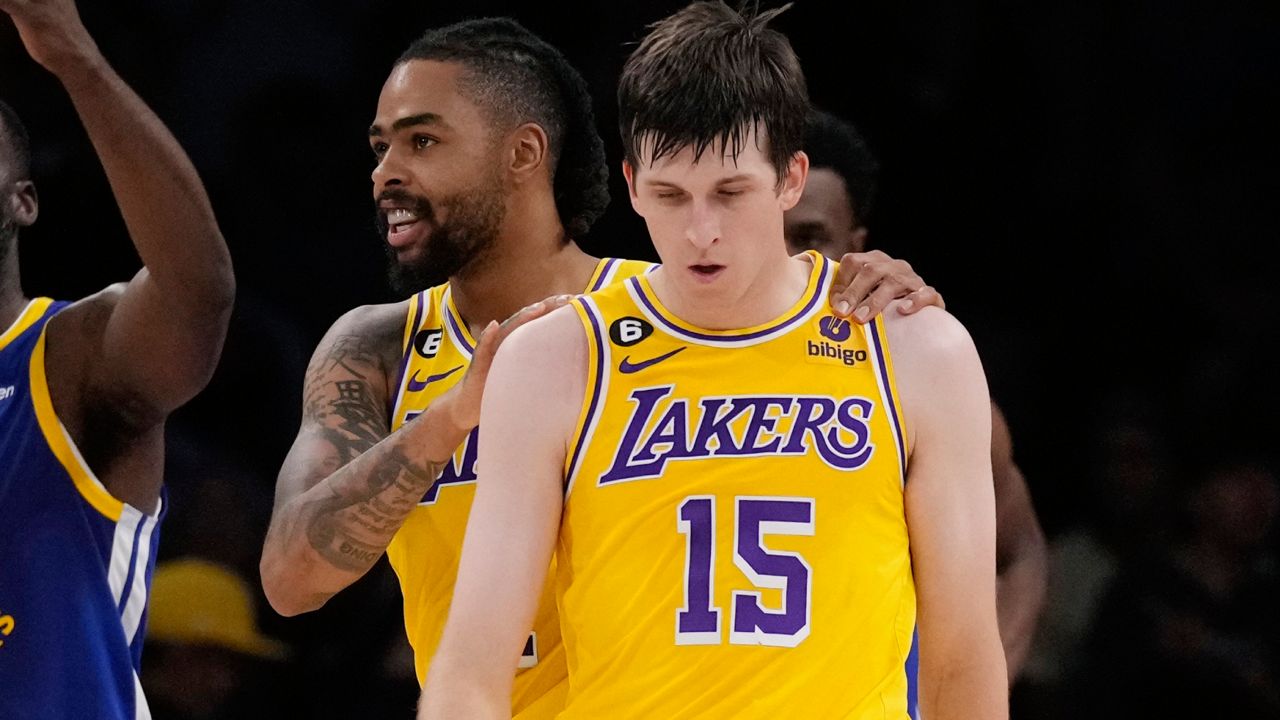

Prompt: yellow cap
xmin=147 ymin=558 xmax=288 ymax=660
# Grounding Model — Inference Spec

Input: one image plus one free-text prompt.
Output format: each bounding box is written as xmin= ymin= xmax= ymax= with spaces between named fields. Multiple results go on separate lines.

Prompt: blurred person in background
xmin=1079 ymin=454 xmax=1280 ymax=717
xmin=1019 ymin=393 xmax=1176 ymax=716
xmin=143 ymin=559 xmax=289 ymax=720
xmin=784 ymin=108 xmax=1048 ymax=680
xmin=260 ymin=16 xmax=943 ymax=718
xmin=0 ymin=0 xmax=234 ymax=717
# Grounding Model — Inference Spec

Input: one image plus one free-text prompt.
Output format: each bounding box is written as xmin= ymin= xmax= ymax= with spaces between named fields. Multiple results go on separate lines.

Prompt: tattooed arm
xmin=260 ymin=303 xmax=460 ymax=615
xmin=261 ymin=297 xmax=571 ymax=616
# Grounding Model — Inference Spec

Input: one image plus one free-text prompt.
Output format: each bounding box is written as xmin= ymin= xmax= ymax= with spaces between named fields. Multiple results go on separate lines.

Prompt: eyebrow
xmin=368 ymin=112 xmax=446 ymax=137
xmin=642 ymin=174 xmax=758 ymax=189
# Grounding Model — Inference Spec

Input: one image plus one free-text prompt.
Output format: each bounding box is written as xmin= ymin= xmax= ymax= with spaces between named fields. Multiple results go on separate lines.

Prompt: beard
xmin=376 ymin=174 xmax=506 ymax=296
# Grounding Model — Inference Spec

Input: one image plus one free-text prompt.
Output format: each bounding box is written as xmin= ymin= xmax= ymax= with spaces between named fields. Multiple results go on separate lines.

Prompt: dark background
xmin=4 ymin=1 xmax=1279 ymax=717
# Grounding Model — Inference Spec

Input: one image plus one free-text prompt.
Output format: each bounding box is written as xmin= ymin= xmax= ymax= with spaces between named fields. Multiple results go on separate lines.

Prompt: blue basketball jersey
xmin=0 ymin=298 xmax=166 ymax=720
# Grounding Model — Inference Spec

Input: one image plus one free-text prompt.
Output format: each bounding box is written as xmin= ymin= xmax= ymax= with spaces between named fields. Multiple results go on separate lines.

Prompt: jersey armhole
xmin=389 ymin=291 xmax=428 ymax=424
xmin=562 ymin=296 xmax=610 ymax=499
xmin=864 ymin=314 xmax=911 ymax=487
xmin=28 ymin=329 xmax=126 ymax=521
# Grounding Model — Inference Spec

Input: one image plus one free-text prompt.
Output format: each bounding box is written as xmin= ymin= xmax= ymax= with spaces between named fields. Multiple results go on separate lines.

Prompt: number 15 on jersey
xmin=676 ymin=496 xmax=815 ymax=648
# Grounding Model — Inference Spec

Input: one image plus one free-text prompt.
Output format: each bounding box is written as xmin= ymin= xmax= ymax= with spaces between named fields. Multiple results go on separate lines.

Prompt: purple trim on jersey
xmin=905 ymin=626 xmax=920 ymax=718
xmin=590 ymin=258 xmax=620 ymax=291
xmin=628 ymin=254 xmax=829 ymax=344
xmin=115 ymin=518 xmax=147 ymax=614
xmin=565 ymin=298 xmax=606 ymax=486
xmin=392 ymin=291 xmax=426 ymax=403
xmin=445 ymin=298 xmax=476 ymax=355
xmin=869 ymin=318 xmax=908 ymax=475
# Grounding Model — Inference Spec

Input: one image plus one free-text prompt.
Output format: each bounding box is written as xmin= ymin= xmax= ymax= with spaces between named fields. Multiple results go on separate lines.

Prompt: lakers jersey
xmin=0 ymin=298 xmax=166 ymax=720
xmin=385 ymin=258 xmax=653 ymax=715
xmin=558 ymin=252 xmax=916 ymax=718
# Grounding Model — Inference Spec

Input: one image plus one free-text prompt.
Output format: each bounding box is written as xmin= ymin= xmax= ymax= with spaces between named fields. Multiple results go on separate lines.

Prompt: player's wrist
xmin=418 ymin=391 xmax=475 ymax=466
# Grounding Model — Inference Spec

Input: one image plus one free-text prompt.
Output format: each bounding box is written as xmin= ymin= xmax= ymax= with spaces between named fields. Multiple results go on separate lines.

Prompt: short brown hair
xmin=618 ymin=1 xmax=809 ymax=181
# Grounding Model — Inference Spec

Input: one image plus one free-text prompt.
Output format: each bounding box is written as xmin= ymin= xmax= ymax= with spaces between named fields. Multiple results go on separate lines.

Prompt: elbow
xmin=259 ymin=549 xmax=329 ymax=617
xmin=182 ymin=231 xmax=237 ymax=327
xmin=201 ymin=248 xmax=237 ymax=326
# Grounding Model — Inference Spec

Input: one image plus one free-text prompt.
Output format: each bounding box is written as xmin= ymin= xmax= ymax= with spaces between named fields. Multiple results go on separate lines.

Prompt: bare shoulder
xmin=879 ymin=302 xmax=977 ymax=363
xmin=309 ymin=300 xmax=411 ymax=376
xmin=46 ymin=282 xmax=127 ymax=340
xmin=507 ymin=303 xmax=587 ymax=351
xmin=494 ymin=303 xmax=589 ymax=379
xmin=880 ymin=304 xmax=988 ymax=450
xmin=485 ymin=303 xmax=589 ymax=432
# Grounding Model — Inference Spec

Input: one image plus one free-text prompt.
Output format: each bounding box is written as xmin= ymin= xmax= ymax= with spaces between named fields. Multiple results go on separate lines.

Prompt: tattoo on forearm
xmin=291 ymin=331 xmax=448 ymax=573
xmin=303 ymin=446 xmax=445 ymax=572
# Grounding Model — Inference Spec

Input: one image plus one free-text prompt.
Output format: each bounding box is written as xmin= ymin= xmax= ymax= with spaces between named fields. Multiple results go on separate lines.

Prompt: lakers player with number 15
xmin=423 ymin=2 xmax=1006 ymax=718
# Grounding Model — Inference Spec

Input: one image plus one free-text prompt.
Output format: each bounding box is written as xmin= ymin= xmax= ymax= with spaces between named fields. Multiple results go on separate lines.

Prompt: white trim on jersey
xmin=563 ymin=296 xmax=611 ymax=500
xmin=107 ymin=507 xmax=143 ymax=606
xmin=390 ymin=292 xmax=434 ymax=426
xmin=862 ymin=321 xmax=907 ymax=490
xmin=133 ymin=671 xmax=153 ymax=720
xmin=121 ymin=506 xmax=159 ymax=644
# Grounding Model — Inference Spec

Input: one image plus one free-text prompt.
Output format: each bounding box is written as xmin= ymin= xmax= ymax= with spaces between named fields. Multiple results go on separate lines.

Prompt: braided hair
xmin=399 ymin=19 xmax=609 ymax=240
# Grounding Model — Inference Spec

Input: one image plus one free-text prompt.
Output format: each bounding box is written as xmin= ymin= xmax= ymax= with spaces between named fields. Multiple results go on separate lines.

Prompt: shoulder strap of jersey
xmin=564 ymin=295 xmax=611 ymax=497
xmin=0 ymin=298 xmax=56 ymax=353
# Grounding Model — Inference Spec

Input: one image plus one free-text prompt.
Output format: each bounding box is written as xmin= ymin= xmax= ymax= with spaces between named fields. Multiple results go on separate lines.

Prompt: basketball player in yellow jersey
xmin=423 ymin=3 xmax=1007 ymax=718
xmin=383 ymin=255 xmax=652 ymax=713
xmin=260 ymin=16 xmax=942 ymax=718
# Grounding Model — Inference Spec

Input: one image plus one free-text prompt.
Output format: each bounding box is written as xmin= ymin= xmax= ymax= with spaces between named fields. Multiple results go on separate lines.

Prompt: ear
xmin=622 ymin=160 xmax=641 ymax=212
xmin=6 ymin=180 xmax=38 ymax=227
xmin=508 ymin=122 xmax=551 ymax=182
xmin=778 ymin=151 xmax=809 ymax=211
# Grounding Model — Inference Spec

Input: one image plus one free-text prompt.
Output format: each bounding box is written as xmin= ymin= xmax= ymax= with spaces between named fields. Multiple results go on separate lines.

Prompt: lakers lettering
xmin=600 ymin=386 xmax=876 ymax=485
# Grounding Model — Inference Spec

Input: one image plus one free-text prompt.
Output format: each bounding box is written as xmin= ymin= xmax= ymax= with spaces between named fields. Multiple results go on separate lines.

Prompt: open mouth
xmin=688 ymin=264 xmax=725 ymax=282
xmin=383 ymin=207 xmax=428 ymax=250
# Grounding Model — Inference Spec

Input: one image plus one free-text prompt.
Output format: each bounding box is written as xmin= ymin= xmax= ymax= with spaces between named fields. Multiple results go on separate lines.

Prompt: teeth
xmin=387 ymin=208 xmax=418 ymax=224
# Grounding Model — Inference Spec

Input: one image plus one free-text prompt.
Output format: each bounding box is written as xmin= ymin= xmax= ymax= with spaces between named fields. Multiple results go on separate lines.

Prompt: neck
xmin=449 ymin=192 xmax=598 ymax=330
xmin=0 ymin=248 xmax=29 ymax=332
xmin=650 ymin=251 xmax=812 ymax=330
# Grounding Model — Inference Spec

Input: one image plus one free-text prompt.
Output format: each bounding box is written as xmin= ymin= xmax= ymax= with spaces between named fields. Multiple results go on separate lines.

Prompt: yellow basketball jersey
xmin=558 ymin=252 xmax=915 ymax=719
xmin=384 ymin=257 xmax=654 ymax=716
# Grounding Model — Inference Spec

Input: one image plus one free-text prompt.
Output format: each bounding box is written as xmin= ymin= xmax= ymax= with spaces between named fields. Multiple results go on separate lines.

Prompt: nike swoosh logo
xmin=619 ymin=347 xmax=686 ymax=374
xmin=407 ymin=365 xmax=463 ymax=391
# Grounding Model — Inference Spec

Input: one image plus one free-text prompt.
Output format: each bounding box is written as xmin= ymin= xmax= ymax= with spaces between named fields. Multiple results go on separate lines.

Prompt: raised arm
xmin=990 ymin=402 xmax=1047 ymax=680
xmin=887 ymin=306 xmax=1007 ymax=719
xmin=262 ymin=298 xmax=568 ymax=616
xmin=420 ymin=306 xmax=585 ymax=720
xmin=3 ymin=0 xmax=234 ymax=421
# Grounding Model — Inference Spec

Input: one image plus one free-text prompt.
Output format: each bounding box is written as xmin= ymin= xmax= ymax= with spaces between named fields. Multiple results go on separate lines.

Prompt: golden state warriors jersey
xmin=385 ymin=258 xmax=653 ymax=715
xmin=558 ymin=252 xmax=915 ymax=719
xmin=1 ymin=299 xmax=166 ymax=720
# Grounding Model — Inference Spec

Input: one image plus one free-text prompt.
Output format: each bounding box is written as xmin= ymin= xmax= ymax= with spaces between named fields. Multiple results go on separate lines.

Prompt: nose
xmin=685 ymin=200 xmax=721 ymax=250
xmin=371 ymin=149 xmax=408 ymax=195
